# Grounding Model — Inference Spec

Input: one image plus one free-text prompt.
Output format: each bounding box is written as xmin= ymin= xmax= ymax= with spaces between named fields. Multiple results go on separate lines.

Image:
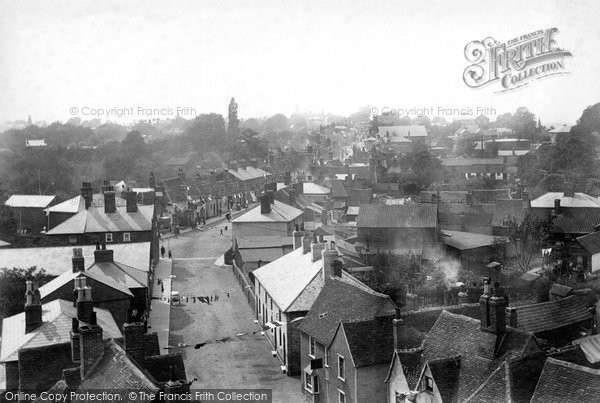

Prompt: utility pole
xmin=38 ymin=169 xmax=41 ymax=195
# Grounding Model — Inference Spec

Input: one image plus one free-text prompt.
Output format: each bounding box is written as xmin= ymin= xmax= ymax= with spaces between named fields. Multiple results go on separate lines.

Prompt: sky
xmin=0 ymin=0 xmax=599 ymax=124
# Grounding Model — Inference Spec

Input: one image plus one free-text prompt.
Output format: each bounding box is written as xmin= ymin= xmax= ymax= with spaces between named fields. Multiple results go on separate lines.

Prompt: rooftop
xmin=357 ymin=203 xmax=437 ymax=228
xmin=531 ymin=192 xmax=600 ymax=208
xmin=302 ymin=182 xmax=331 ymax=195
xmin=441 ymin=158 xmax=504 ymax=167
xmin=441 ymin=230 xmax=506 ymax=250
xmin=0 ymin=299 xmax=121 ymax=362
xmin=227 ymin=166 xmax=271 ymax=181
xmin=377 ymin=125 xmax=428 ymax=138
xmin=531 ymin=358 xmax=600 ymax=403
xmin=577 ymin=231 xmax=600 ymax=255
xmin=4 ymin=194 xmax=56 ymax=208
xmin=232 ymin=200 xmax=303 ymax=223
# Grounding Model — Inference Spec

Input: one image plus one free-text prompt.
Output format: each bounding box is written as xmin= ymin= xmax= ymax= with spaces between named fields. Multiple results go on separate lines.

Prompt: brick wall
xmin=18 ymin=342 xmax=73 ymax=395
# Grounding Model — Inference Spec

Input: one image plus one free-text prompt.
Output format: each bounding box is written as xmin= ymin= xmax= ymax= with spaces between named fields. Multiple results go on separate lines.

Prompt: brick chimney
xmin=94 ymin=242 xmax=114 ymax=263
xmin=311 ymin=235 xmax=325 ymax=262
xmin=123 ymin=322 xmax=145 ymax=367
xmin=72 ymin=248 xmax=85 ymax=273
xmin=321 ymin=242 xmax=339 ymax=282
xmin=296 ymin=181 xmax=304 ymax=195
xmin=393 ymin=308 xmax=409 ymax=351
xmin=267 ymin=189 xmax=274 ymax=205
xmin=302 ymin=235 xmax=312 ymax=254
xmin=289 ymin=185 xmax=297 ymax=206
xmin=75 ymin=276 xmax=94 ymax=324
xmin=125 ymin=188 xmax=138 ymax=213
xmin=553 ymin=199 xmax=561 ymax=216
xmin=24 ymin=281 xmax=42 ymax=333
xmin=260 ymin=193 xmax=271 ymax=214
xmin=81 ymin=182 xmax=93 ymax=209
xmin=293 ymin=225 xmax=304 ymax=250
xmin=79 ymin=324 xmax=103 ymax=379
xmin=103 ymin=189 xmax=116 ymax=214
xmin=149 ymin=172 xmax=156 ymax=189
xmin=163 ymin=380 xmax=192 ymax=402
xmin=479 ymin=277 xmax=506 ymax=335
xmin=70 ymin=317 xmax=80 ymax=363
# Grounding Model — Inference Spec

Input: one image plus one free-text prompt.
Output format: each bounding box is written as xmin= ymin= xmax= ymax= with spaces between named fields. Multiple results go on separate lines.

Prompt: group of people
xmin=160 ymin=245 xmax=172 ymax=259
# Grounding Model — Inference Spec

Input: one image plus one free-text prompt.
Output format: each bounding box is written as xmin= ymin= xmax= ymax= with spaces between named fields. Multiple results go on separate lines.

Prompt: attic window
xmin=319 ymin=312 xmax=328 ymax=319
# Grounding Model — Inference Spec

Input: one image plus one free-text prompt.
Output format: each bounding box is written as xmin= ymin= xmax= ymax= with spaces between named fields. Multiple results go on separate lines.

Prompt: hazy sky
xmin=1 ymin=0 xmax=599 ymax=124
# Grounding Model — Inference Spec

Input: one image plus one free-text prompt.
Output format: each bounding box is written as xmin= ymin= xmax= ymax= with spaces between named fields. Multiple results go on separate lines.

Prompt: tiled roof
xmin=232 ymin=200 xmax=303 ymax=223
xmin=441 ymin=230 xmax=506 ymax=250
xmin=552 ymin=208 xmax=600 ymax=234
xmin=531 ymin=358 xmax=600 ymax=403
xmin=227 ymin=166 xmax=271 ymax=181
xmin=549 ymin=283 xmax=573 ymax=298
xmin=417 ymin=311 xmax=538 ymax=400
xmin=578 ymin=231 xmax=600 ymax=254
xmin=143 ymin=353 xmax=187 ymax=383
xmin=400 ymin=304 xmax=482 ymax=334
xmin=4 ymin=195 xmax=56 ymax=208
xmin=573 ymin=334 xmax=600 ymax=364
xmin=492 ymin=199 xmax=527 ymax=227
xmin=46 ymin=205 xmax=154 ymax=235
xmin=0 ymin=299 xmax=121 ymax=362
xmin=507 ymin=295 xmax=592 ymax=334
xmin=531 ymin=192 xmax=600 ymax=208
xmin=428 ymin=356 xmax=461 ymax=403
xmin=346 ymin=206 xmax=359 ymax=215
xmin=0 ymin=242 xmax=151 ymax=276
xmin=235 ymin=235 xmax=293 ymax=249
xmin=347 ymin=188 xmax=372 ymax=206
xmin=297 ymin=278 xmax=395 ymax=345
xmin=75 ymin=339 xmax=159 ymax=394
xmin=341 ymin=317 xmax=395 ymax=367
xmin=252 ymin=247 xmax=323 ymax=312
xmin=39 ymin=270 xmax=133 ymax=300
xmin=357 ymin=203 xmax=437 ymax=228
xmin=419 ymin=191 xmax=468 ymax=204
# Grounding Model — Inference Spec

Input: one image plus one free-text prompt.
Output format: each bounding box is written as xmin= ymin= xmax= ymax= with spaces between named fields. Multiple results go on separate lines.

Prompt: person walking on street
xmin=220 ymin=228 xmax=223 ymax=236
xmin=168 ymin=250 xmax=172 ymax=259
xmin=161 ymin=245 xmax=165 ymax=258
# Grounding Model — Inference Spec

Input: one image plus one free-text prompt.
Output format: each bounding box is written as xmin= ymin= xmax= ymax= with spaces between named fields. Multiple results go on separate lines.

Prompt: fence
xmin=232 ymin=260 xmax=256 ymax=312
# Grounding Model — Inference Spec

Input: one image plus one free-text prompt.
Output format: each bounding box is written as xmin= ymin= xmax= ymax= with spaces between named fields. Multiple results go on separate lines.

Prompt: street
xmin=165 ymin=221 xmax=305 ymax=403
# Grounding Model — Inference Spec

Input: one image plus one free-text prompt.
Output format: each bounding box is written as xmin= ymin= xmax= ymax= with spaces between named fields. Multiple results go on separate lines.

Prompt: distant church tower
xmin=27 ymin=115 xmax=32 ymax=125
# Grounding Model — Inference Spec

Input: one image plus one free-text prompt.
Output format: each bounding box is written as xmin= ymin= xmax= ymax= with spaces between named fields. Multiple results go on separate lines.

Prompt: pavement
xmin=147 ymin=257 xmax=173 ymax=354
xmin=167 ymin=217 xmax=304 ymax=402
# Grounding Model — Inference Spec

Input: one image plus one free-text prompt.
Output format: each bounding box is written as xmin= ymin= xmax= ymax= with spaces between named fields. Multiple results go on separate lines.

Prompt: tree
xmin=506 ymin=213 xmax=551 ymax=272
xmin=227 ymin=97 xmax=240 ymax=137
xmin=513 ymin=107 xmax=537 ymax=142
xmin=0 ymin=267 xmax=56 ymax=320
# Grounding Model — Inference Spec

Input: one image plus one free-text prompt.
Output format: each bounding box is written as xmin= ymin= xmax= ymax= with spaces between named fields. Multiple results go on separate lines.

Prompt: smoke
xmin=436 ymin=258 xmax=463 ymax=289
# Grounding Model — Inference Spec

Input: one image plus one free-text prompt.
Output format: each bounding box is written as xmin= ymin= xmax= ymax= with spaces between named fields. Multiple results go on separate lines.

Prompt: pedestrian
xmin=215 ymin=294 xmax=219 ymax=302
xmin=226 ymin=291 xmax=230 ymax=298
xmin=161 ymin=283 xmax=164 ymax=293
xmin=220 ymin=228 xmax=223 ymax=235
xmin=168 ymin=250 xmax=172 ymax=259
xmin=161 ymin=245 xmax=165 ymax=258
xmin=210 ymin=295 xmax=213 ymax=302
xmin=225 ymin=226 xmax=228 ymax=231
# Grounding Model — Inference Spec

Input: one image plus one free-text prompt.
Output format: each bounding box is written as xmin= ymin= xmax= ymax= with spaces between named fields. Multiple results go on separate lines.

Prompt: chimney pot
xmin=302 ymin=235 xmax=312 ymax=254
xmin=24 ymin=281 xmax=42 ymax=333
xmin=72 ymin=248 xmax=85 ymax=273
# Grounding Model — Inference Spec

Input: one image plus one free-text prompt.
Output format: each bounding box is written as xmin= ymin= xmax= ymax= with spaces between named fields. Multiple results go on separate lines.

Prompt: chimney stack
xmin=267 ymin=190 xmax=274 ymax=205
xmin=321 ymin=243 xmax=339 ymax=282
xmin=148 ymin=172 xmax=156 ymax=189
xmin=479 ymin=277 xmax=506 ymax=335
xmin=260 ymin=193 xmax=271 ymax=214
xmin=93 ymin=242 xmax=114 ymax=263
xmin=123 ymin=322 xmax=146 ymax=367
xmin=79 ymin=324 xmax=103 ymax=379
xmin=81 ymin=182 xmax=93 ymax=209
xmin=103 ymin=188 xmax=116 ymax=214
xmin=72 ymin=248 xmax=85 ymax=273
xmin=75 ymin=276 xmax=94 ymax=324
xmin=296 ymin=181 xmax=304 ymax=195
xmin=71 ymin=318 xmax=80 ymax=363
xmin=311 ymin=235 xmax=325 ymax=262
xmin=24 ymin=281 xmax=43 ymax=333
xmin=392 ymin=308 xmax=409 ymax=351
xmin=553 ymin=199 xmax=561 ymax=216
xmin=302 ymin=235 xmax=312 ymax=254
xmin=293 ymin=225 xmax=304 ymax=250
xmin=321 ymin=209 xmax=329 ymax=226
xmin=125 ymin=188 xmax=138 ymax=213
xmin=288 ymin=186 xmax=297 ymax=206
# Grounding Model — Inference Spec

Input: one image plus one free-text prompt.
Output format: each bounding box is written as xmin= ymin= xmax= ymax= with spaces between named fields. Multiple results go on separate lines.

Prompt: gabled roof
xmin=297 ymin=277 xmax=395 ymax=345
xmin=339 ymin=317 xmax=395 ymax=367
xmin=531 ymin=358 xmax=600 ymax=403
xmin=46 ymin=205 xmax=154 ymax=235
xmin=5 ymin=195 xmax=56 ymax=208
xmin=531 ymin=192 xmax=600 ymax=208
xmin=573 ymin=334 xmax=600 ymax=364
xmin=357 ymin=203 xmax=437 ymax=228
xmin=87 ymin=261 xmax=147 ymax=289
xmin=231 ymin=200 xmax=303 ymax=223
xmin=0 ymin=299 xmax=121 ymax=362
xmin=441 ymin=230 xmax=506 ymax=250
xmin=578 ymin=231 xmax=600 ymax=254
xmin=75 ymin=339 xmax=159 ymax=392
xmin=39 ymin=270 xmax=133 ymax=300
xmin=46 ymin=194 xmax=128 ymax=214
xmin=552 ymin=208 xmax=600 ymax=234
xmin=507 ymin=295 xmax=592 ymax=334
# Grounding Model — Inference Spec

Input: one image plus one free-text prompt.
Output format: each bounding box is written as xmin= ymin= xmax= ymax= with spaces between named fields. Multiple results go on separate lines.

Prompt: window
xmin=123 ymin=232 xmax=131 ymax=242
xmin=337 ymin=355 xmax=345 ymax=381
xmin=324 ymin=349 xmax=329 ymax=367
xmin=69 ymin=235 xmax=77 ymax=244
xmin=338 ymin=390 xmax=345 ymax=403
xmin=105 ymin=233 xmax=113 ymax=242
xmin=309 ymin=336 xmax=316 ymax=358
xmin=304 ymin=371 xmax=319 ymax=394
xmin=425 ymin=376 xmax=434 ymax=392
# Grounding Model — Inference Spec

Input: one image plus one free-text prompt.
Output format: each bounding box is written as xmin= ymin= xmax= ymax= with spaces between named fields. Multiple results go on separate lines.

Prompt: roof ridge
xmin=546 ymin=357 xmax=600 ymax=375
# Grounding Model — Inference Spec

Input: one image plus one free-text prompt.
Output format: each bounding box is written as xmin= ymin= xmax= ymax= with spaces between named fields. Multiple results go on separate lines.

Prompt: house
xmin=299 ymin=182 xmax=332 ymax=205
xmin=253 ymin=235 xmax=356 ymax=376
xmin=25 ymin=139 xmax=47 ymax=147
xmin=577 ymin=231 xmax=600 ymax=273
xmin=441 ymin=158 xmax=507 ymax=181
xmin=0 ymin=281 xmax=121 ymax=393
xmin=378 ymin=126 xmax=428 ymax=143
xmin=233 ymin=234 xmax=294 ymax=282
xmin=45 ymin=184 xmax=158 ymax=261
xmin=297 ymin=277 xmax=396 ymax=402
xmin=441 ymin=230 xmax=509 ymax=274
xmin=385 ymin=279 xmax=544 ymax=402
xmin=357 ymin=203 xmax=437 ymax=260
xmin=232 ymin=193 xmax=303 ymax=238
xmin=39 ymin=246 xmax=148 ymax=328
xmin=4 ymin=194 xmax=58 ymax=234
xmin=484 ymin=138 xmax=531 ymax=156
xmin=530 ymin=358 xmax=600 ymax=402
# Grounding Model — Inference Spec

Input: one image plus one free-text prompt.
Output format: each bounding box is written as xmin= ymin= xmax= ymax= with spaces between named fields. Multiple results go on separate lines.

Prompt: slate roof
xmin=346 ymin=206 xmax=359 ymax=216
xmin=297 ymin=277 xmax=395 ymax=345
xmin=0 ymin=242 xmax=151 ymax=276
xmin=428 ymin=356 xmax=461 ymax=403
xmin=507 ymin=295 xmax=592 ymax=334
xmin=492 ymin=199 xmax=528 ymax=227
xmin=328 ymin=180 xmax=348 ymax=198
xmin=347 ymin=188 xmax=372 ymax=206
xmin=87 ymin=261 xmax=147 ymax=289
xmin=441 ymin=230 xmax=506 ymax=250
xmin=4 ymin=194 xmax=56 ymax=208
xmin=577 ymin=230 xmax=600 ymax=254
xmin=531 ymin=192 xmax=600 ymax=208
xmin=552 ymin=208 xmax=600 ymax=234
xmin=231 ymin=200 xmax=303 ymax=223
xmin=46 ymin=194 xmax=128 ymax=214
xmin=46 ymin=205 xmax=154 ymax=235
xmin=73 ymin=339 xmax=159 ymax=397
xmin=573 ymin=334 xmax=600 ymax=364
xmin=39 ymin=270 xmax=133 ymax=300
xmin=416 ymin=311 xmax=539 ymax=400
xmin=0 ymin=299 xmax=121 ymax=362
xmin=340 ymin=317 xmax=395 ymax=367
xmin=227 ymin=166 xmax=271 ymax=181
xmin=530 ymin=358 xmax=600 ymax=403
xmin=357 ymin=203 xmax=437 ymax=228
